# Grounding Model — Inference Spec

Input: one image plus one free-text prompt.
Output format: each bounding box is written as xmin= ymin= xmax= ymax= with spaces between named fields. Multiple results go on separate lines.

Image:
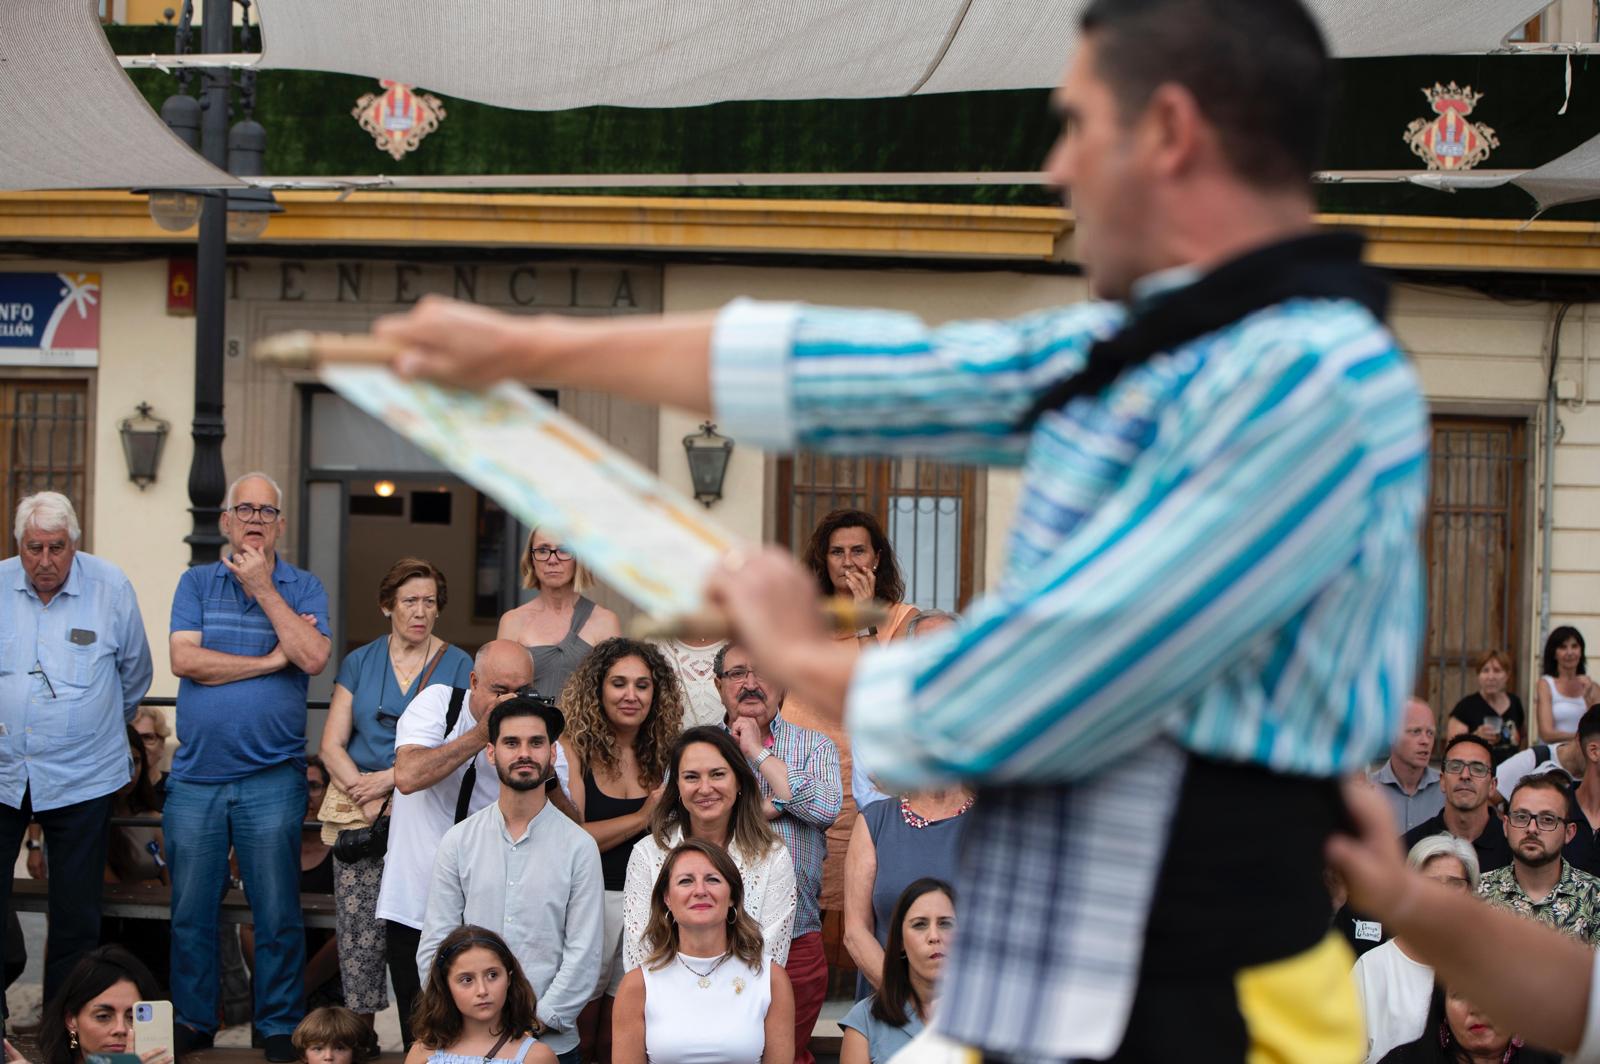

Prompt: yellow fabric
xmin=1237 ymin=932 xmax=1364 ymax=1064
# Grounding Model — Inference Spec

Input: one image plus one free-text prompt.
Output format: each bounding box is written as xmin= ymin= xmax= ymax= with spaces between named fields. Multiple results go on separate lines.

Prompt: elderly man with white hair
xmin=167 ymin=471 xmax=331 ymax=1061
xmin=0 ymin=491 xmax=152 ymax=1008
xmin=1351 ymin=833 xmax=1481 ymax=1063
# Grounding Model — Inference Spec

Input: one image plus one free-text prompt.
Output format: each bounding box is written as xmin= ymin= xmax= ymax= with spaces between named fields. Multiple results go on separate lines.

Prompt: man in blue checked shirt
xmin=0 ymin=492 xmax=152 ymax=1010
xmin=377 ymin=0 xmax=1427 ymax=1057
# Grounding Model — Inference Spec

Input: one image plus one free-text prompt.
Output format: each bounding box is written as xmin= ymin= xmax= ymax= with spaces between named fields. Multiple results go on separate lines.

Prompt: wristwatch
xmin=754 ymin=748 xmax=773 ymax=768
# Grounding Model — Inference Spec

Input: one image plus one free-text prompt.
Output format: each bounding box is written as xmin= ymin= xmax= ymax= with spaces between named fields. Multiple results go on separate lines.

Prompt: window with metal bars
xmin=1 ymin=380 xmax=90 ymax=545
xmin=774 ymin=454 xmax=981 ymax=611
xmin=1421 ymin=416 xmax=1528 ymax=717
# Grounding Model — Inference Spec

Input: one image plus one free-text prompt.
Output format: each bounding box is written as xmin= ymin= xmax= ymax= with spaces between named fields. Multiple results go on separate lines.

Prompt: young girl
xmin=292 ymin=1007 xmax=370 ymax=1064
xmin=404 ymin=927 xmax=555 ymax=1064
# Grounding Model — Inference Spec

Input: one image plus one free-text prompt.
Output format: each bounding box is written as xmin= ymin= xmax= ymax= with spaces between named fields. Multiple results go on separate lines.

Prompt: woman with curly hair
xmin=558 ymin=638 xmax=684 ymax=1061
xmin=404 ymin=926 xmax=554 ymax=1064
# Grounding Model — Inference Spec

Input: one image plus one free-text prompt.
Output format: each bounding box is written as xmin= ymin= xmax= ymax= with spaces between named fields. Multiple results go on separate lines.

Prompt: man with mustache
xmin=417 ymin=695 xmax=604 ymax=1064
xmin=716 ymin=643 xmax=841 ymax=1064
xmin=1478 ymin=774 xmax=1600 ymax=945
xmin=1403 ymin=734 xmax=1511 ymax=874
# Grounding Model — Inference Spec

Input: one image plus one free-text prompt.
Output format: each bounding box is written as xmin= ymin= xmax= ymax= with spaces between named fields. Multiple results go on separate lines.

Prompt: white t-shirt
xmin=1353 ymin=939 xmax=1434 ymax=1064
xmin=1496 ymin=743 xmax=1574 ymax=800
xmin=372 ymin=684 xmax=573 ymax=928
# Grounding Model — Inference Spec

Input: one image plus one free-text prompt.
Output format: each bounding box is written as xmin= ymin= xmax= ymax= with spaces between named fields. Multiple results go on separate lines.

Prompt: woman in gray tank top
xmin=497 ymin=528 xmax=620 ymax=699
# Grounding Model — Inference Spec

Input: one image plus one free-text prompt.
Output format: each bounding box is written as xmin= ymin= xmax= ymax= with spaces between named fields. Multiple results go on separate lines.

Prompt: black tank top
xmin=584 ymin=765 xmax=648 ymax=891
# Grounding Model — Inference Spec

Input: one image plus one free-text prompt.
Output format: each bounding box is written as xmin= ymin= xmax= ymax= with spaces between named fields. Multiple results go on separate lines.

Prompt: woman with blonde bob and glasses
xmin=499 ymin=529 xmax=621 ymax=700
xmin=612 ymin=840 xmax=794 ymax=1064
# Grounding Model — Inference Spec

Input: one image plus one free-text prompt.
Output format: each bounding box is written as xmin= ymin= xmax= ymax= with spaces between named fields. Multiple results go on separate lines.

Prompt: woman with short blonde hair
xmin=499 ymin=528 xmax=620 ymax=700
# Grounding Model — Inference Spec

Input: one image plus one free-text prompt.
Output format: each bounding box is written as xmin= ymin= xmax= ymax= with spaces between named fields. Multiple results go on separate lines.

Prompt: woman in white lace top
xmin=621 ymin=727 xmax=796 ymax=972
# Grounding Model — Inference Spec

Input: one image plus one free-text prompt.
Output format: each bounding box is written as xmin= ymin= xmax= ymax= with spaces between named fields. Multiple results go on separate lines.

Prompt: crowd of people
xmin=3 ymin=487 xmax=973 ymax=1064
xmin=1354 ymin=631 xmax=1600 ymax=1062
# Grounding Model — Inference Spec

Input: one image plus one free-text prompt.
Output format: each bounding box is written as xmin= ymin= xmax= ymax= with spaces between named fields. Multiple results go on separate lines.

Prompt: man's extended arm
xmin=114 ymin=581 xmax=153 ymax=719
xmin=394 ymin=720 xmax=487 ymax=794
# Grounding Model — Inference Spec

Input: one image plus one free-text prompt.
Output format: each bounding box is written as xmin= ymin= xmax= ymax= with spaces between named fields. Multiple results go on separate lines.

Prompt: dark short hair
xmin=378 ymin=556 xmax=449 ymax=614
xmin=40 ymin=947 xmax=162 ymax=1064
xmin=1509 ymin=772 xmax=1572 ymax=809
xmin=802 ymin=508 xmax=905 ymax=605
xmin=305 ymin=753 xmax=331 ymax=789
xmin=1543 ymin=626 xmax=1588 ymax=678
xmin=1079 ymin=0 xmax=1331 ymax=188
xmin=1442 ymin=734 xmax=1494 ymax=761
xmin=1579 ymin=705 xmax=1600 ymax=745
xmin=488 ymin=695 xmax=565 ymax=743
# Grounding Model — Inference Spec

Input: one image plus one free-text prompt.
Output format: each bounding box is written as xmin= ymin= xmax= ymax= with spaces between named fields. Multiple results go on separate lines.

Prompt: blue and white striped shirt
xmin=711 ymin=292 xmax=1428 ymax=790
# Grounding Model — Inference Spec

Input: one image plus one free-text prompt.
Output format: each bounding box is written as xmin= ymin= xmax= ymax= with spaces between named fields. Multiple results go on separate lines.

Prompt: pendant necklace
xmin=678 ymin=953 xmax=731 ymax=989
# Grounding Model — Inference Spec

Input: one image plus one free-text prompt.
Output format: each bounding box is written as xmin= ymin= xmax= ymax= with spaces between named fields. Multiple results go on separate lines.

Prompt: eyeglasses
xmin=1442 ymin=759 xmax=1491 ymax=779
xmin=228 ymin=504 xmax=281 ymax=523
xmin=28 ymin=661 xmax=55 ymax=700
xmin=1507 ymin=810 xmax=1566 ymax=832
xmin=719 ymin=666 xmax=762 ymax=683
xmin=137 ymin=732 xmax=163 ymax=748
xmin=530 ymin=546 xmax=573 ymax=562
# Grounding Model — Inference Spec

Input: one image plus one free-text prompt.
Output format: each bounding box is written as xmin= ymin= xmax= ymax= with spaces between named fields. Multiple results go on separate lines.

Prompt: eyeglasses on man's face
xmin=530 ymin=546 xmax=573 ymax=562
xmin=228 ymin=504 xmax=281 ymax=523
xmin=1507 ymin=810 xmax=1565 ymax=832
xmin=1442 ymin=758 xmax=1491 ymax=779
xmin=719 ymin=666 xmax=763 ymax=684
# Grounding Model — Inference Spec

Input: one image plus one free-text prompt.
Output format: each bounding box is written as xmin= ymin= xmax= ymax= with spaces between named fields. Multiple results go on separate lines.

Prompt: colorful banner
xmin=0 ymin=272 xmax=101 ymax=367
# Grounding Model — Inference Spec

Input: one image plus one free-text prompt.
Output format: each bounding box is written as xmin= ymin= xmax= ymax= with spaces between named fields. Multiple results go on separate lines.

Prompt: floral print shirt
xmin=1478 ymin=859 xmax=1600 ymax=945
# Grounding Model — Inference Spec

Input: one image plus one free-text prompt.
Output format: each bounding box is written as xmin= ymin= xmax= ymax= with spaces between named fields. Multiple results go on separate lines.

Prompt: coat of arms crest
xmin=353 ymin=80 xmax=447 ymax=161
xmin=1404 ymin=82 xmax=1499 ymax=171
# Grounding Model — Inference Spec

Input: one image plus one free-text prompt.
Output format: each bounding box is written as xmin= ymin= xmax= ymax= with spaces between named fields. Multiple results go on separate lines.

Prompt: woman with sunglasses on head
xmin=620 ymin=728 xmax=797 ymax=974
xmin=404 ymin=926 xmax=555 ymax=1064
xmin=321 ymin=559 xmax=473 ymax=1046
xmin=500 ymin=529 xmax=621 ymax=701
xmin=613 ymin=840 xmax=794 ymax=1064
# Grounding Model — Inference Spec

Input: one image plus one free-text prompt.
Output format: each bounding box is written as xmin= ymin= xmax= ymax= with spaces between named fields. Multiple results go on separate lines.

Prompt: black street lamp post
xmin=184 ymin=0 xmax=232 ymax=566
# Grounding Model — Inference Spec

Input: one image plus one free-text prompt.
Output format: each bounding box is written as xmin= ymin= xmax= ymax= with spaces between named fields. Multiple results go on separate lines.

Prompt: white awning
xmin=0 ymin=0 xmax=241 ymax=192
xmin=251 ymin=0 xmax=1553 ymax=110
xmin=1412 ymin=132 xmax=1600 ymax=212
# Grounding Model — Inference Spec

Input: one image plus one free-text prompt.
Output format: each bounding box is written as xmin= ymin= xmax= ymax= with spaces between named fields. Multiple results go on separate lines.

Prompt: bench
xmin=10 ymin=879 xmax=337 ymax=930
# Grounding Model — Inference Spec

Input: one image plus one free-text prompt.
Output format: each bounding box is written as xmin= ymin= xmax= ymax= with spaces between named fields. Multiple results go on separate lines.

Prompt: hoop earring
xmin=667 ymin=912 xmax=676 ymax=925
xmin=727 ymin=909 xmax=737 ymax=925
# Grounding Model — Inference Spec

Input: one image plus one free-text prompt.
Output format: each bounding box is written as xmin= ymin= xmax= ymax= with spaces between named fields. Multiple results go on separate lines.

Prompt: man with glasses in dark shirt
xmin=1402 ymin=734 xmax=1511 ymax=874
xmin=167 ymin=471 xmax=331 ymax=1060
xmin=1478 ymin=774 xmax=1600 ymax=945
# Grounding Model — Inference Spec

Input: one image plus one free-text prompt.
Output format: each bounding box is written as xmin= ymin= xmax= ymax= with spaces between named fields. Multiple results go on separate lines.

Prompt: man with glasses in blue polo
xmin=167 ymin=471 xmax=331 ymax=1061
xmin=1479 ymin=774 xmax=1600 ymax=946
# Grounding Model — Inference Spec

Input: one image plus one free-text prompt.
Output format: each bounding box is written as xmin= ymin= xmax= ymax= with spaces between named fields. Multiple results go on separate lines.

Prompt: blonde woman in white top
xmin=613 ymin=839 xmax=794 ymax=1064
xmin=621 ymin=727 xmax=796 ymax=972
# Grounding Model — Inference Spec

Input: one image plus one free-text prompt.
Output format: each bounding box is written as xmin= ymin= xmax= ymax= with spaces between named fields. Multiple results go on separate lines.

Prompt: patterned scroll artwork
xmin=319 ymin=365 xmax=738 ymax=617
xmin=352 ymin=80 xmax=447 ymax=160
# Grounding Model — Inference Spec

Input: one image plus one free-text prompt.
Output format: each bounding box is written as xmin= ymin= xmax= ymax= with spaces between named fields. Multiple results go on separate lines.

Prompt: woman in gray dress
xmin=497 ymin=528 xmax=620 ymax=700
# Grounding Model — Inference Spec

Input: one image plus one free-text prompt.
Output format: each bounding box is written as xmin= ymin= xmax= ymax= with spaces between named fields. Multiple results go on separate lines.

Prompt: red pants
xmin=785 ymin=931 xmax=828 ymax=1064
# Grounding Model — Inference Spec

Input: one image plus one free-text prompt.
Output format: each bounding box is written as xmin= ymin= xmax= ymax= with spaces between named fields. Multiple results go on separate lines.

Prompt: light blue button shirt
xmin=0 ymin=551 xmax=153 ymax=811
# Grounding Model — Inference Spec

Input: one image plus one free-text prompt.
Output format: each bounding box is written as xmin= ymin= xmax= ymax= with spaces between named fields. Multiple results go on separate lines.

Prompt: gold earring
xmin=69 ymin=1030 xmax=79 ymax=1051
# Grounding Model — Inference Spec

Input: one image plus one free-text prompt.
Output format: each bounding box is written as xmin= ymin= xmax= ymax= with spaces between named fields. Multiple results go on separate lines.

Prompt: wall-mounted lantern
xmin=682 ymin=422 xmax=734 ymax=507
xmin=119 ymin=403 xmax=171 ymax=490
